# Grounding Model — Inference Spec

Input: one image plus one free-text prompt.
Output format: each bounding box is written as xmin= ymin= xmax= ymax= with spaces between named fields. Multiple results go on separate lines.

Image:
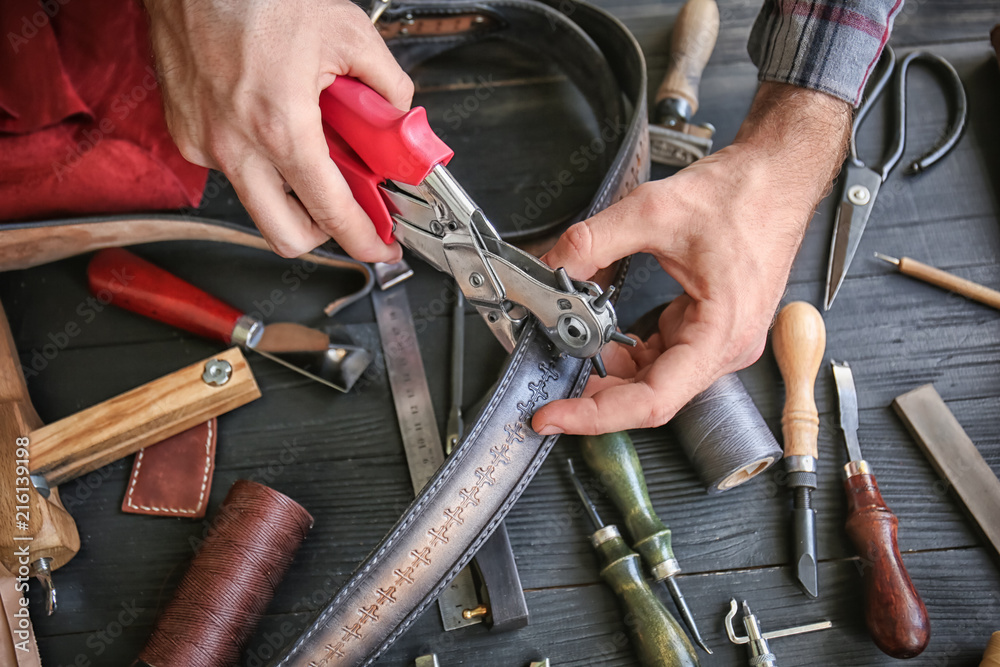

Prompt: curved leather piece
xmin=272 ymin=1 xmax=648 ymax=665
xmin=0 ymin=214 xmax=375 ymax=316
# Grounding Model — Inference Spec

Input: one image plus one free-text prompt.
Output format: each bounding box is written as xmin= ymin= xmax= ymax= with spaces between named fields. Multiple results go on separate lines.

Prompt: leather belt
xmin=0 ymin=0 xmax=648 ymax=663
xmin=273 ymin=1 xmax=648 ymax=665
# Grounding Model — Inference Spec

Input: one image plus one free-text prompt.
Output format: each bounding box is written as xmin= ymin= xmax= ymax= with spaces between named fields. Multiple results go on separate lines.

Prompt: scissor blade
xmin=824 ymin=165 xmax=882 ymax=310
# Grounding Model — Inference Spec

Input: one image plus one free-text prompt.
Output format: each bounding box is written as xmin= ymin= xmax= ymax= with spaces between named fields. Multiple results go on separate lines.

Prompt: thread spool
xmin=670 ymin=373 xmax=782 ymax=493
xmin=134 ymin=480 xmax=314 ymax=667
xmin=628 ymin=303 xmax=782 ymax=493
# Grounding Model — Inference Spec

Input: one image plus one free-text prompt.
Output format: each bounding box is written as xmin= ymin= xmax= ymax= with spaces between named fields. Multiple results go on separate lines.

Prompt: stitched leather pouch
xmin=121 ymin=419 xmax=217 ymax=519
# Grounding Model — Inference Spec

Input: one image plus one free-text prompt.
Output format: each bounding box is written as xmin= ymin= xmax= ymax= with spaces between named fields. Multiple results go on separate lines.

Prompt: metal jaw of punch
xmin=382 ymin=165 xmax=633 ymax=373
xmin=724 ymin=599 xmax=831 ymax=667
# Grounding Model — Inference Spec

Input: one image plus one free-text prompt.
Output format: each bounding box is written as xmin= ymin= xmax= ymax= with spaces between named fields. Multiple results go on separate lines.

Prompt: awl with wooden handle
xmin=831 ymin=360 xmax=930 ymax=659
xmin=650 ymin=0 xmax=718 ymax=166
xmin=88 ymin=248 xmax=372 ymax=392
xmin=772 ymin=302 xmax=826 ymax=598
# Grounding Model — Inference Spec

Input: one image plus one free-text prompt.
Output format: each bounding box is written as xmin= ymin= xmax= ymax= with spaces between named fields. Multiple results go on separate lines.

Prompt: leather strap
xmin=273 ymin=1 xmax=648 ymax=665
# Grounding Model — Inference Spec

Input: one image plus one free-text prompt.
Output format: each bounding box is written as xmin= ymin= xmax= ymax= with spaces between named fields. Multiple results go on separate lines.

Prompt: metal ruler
xmin=371 ymin=279 xmax=483 ymax=631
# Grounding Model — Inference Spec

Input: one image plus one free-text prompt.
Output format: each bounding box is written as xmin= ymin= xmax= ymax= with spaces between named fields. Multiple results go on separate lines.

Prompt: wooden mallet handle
xmin=655 ymin=0 xmax=720 ymax=114
xmin=772 ymin=302 xmax=826 ymax=459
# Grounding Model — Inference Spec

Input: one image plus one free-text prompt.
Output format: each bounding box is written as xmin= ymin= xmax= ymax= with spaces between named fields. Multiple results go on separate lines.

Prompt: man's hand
xmin=533 ymin=82 xmax=851 ymax=436
xmin=145 ymin=0 xmax=413 ymax=260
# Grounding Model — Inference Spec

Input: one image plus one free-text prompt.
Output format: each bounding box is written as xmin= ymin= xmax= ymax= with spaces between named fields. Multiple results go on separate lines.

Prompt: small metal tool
xmin=568 ymin=460 xmax=700 ymax=667
xmin=832 ymin=361 xmax=930 ymax=658
xmin=649 ymin=0 xmax=718 ymax=166
xmin=874 ymin=252 xmax=1000 ymax=311
xmin=415 ymin=656 xmax=549 ymax=667
xmin=445 ymin=288 xmax=464 ymax=455
xmin=825 ymin=47 xmax=968 ymax=310
xmin=724 ymin=598 xmax=832 ymax=667
xmin=581 ymin=432 xmax=711 ymax=653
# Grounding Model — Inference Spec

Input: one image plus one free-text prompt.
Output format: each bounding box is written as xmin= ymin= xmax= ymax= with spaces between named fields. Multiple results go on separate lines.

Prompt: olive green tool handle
xmin=582 ymin=432 xmax=676 ymax=579
xmin=655 ymin=0 xmax=720 ymax=114
xmin=595 ymin=530 xmax=700 ymax=667
xmin=772 ymin=302 xmax=826 ymax=459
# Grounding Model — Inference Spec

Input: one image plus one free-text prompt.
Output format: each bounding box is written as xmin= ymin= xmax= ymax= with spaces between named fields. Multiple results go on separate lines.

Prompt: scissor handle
xmin=896 ymin=51 xmax=967 ymax=175
xmin=319 ymin=76 xmax=455 ymax=243
xmin=849 ymin=46 xmax=896 ymax=171
xmin=850 ymin=47 xmax=968 ymax=181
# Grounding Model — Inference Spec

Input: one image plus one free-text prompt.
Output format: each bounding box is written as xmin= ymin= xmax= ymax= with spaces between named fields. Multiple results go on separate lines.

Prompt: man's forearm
xmin=734 ymin=82 xmax=852 ymax=224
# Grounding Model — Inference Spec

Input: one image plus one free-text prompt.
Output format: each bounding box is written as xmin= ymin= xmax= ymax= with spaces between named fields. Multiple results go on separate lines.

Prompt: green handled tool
xmin=581 ymin=432 xmax=710 ymax=653
xmin=567 ymin=460 xmax=700 ymax=667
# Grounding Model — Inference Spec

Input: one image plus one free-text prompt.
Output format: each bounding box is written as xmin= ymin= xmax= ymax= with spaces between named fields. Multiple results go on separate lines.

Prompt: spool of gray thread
xmin=669 ymin=372 xmax=782 ymax=493
xmin=627 ymin=303 xmax=781 ymax=493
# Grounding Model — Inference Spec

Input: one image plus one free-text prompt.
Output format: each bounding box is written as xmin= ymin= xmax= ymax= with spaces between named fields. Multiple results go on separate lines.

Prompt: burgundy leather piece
xmin=122 ymin=419 xmax=217 ymax=519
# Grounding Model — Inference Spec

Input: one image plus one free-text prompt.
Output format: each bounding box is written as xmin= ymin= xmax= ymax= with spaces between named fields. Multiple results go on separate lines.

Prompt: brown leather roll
xmin=135 ymin=480 xmax=313 ymax=667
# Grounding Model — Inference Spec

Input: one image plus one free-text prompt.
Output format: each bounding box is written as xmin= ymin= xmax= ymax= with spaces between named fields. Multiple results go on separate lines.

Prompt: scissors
xmin=317 ymin=77 xmax=634 ymax=374
xmin=824 ymin=46 xmax=968 ymax=310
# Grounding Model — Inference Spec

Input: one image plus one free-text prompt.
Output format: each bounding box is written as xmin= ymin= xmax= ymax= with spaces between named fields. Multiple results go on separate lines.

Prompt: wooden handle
xmin=0 ymin=301 xmax=80 ymax=573
xmin=844 ymin=474 xmax=930 ymax=659
xmin=29 ymin=347 xmax=260 ymax=486
xmin=655 ymin=0 xmax=719 ymax=113
xmin=772 ymin=302 xmax=826 ymax=458
xmin=88 ymin=248 xmax=246 ymax=344
xmin=898 ymin=257 xmax=1000 ymax=310
xmin=981 ymin=631 xmax=1000 ymax=666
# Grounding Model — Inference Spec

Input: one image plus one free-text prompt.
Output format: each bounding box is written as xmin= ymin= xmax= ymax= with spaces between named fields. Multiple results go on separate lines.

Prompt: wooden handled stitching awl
xmin=832 ymin=361 xmax=930 ymax=659
xmin=874 ymin=252 xmax=1000 ymax=311
xmin=724 ymin=598 xmax=832 ymax=666
xmin=567 ymin=459 xmax=700 ymax=667
xmin=771 ymin=302 xmax=826 ymax=598
xmin=649 ymin=0 xmax=719 ymax=166
xmin=581 ymin=432 xmax=711 ymax=653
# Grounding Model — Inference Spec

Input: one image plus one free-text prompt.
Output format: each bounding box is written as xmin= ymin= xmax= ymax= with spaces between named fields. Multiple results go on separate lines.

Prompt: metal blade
xmin=825 ymin=165 xmax=882 ymax=310
xmin=831 ymin=360 xmax=863 ymax=462
xmin=793 ymin=505 xmax=818 ymax=598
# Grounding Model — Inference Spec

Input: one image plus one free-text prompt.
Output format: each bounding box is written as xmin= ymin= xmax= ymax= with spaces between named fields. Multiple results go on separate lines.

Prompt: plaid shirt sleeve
xmin=748 ymin=0 xmax=905 ymax=107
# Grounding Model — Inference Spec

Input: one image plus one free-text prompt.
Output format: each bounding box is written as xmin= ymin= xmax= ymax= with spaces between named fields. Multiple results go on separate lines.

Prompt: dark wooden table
xmin=5 ymin=1 xmax=1000 ymax=665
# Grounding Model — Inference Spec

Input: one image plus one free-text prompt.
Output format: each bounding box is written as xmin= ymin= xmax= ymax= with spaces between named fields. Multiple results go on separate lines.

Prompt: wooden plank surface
xmin=2 ymin=1 xmax=999 ymax=665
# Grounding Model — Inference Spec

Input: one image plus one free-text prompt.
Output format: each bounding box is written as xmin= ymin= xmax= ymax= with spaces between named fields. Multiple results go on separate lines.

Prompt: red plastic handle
xmin=87 ymin=248 xmax=245 ymax=344
xmin=319 ymin=76 xmax=454 ymax=243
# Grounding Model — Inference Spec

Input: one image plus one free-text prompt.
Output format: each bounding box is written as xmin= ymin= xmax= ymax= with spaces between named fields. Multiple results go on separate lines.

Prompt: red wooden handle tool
xmin=318 ymin=76 xmax=455 ymax=243
xmin=844 ymin=472 xmax=930 ymax=659
xmin=87 ymin=248 xmax=245 ymax=344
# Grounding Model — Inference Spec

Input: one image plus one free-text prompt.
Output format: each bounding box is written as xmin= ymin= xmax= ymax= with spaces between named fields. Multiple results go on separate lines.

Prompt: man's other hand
xmin=533 ymin=83 xmax=851 ymax=436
